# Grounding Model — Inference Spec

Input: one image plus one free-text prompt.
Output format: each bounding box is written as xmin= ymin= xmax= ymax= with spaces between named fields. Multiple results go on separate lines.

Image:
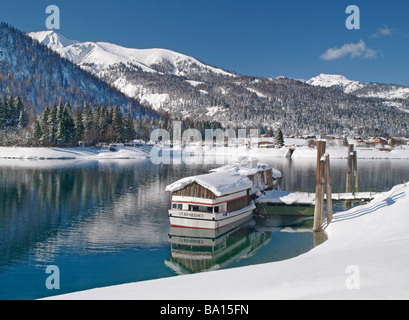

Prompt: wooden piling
xmin=324 ymin=154 xmax=333 ymax=225
xmin=346 ymin=144 xmax=354 ymax=194
xmin=313 ymin=140 xmax=326 ymax=232
xmin=353 ymin=150 xmax=358 ymax=193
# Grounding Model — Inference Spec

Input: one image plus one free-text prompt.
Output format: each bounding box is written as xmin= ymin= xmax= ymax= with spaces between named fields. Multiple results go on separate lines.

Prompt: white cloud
xmin=320 ymin=40 xmax=377 ymax=61
xmin=371 ymin=25 xmax=393 ymax=38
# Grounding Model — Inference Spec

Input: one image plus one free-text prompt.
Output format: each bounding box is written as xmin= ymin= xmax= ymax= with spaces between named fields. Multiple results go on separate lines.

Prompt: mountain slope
xmin=0 ymin=23 xmax=156 ymax=119
xmin=29 ymin=31 xmax=235 ymax=78
xmin=25 ymin=30 xmax=409 ymax=137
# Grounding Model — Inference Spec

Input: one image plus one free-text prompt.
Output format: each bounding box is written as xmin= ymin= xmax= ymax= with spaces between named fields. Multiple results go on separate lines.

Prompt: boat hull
xmin=169 ymin=204 xmax=255 ymax=230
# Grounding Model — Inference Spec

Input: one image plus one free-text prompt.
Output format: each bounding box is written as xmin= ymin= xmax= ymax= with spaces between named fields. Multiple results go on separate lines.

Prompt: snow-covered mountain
xmin=25 ymin=30 xmax=409 ymax=137
xmin=29 ymin=31 xmax=234 ymax=78
xmin=308 ymin=74 xmax=409 ymax=101
xmin=29 ymin=31 xmax=235 ymax=111
xmin=0 ymin=23 xmax=156 ymax=119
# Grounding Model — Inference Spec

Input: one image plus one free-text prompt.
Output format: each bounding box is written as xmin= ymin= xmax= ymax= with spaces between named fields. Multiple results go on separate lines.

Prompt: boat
xmin=165 ymin=157 xmax=280 ymax=230
xmin=255 ymin=190 xmax=315 ymax=227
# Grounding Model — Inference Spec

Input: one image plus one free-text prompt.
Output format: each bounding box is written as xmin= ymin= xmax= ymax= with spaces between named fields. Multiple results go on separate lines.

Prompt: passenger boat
xmin=166 ymin=157 xmax=280 ymax=230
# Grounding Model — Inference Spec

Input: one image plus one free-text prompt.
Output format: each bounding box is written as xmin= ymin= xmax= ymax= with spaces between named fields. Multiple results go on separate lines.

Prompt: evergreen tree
xmin=48 ymin=104 xmax=58 ymax=146
xmin=140 ymin=117 xmax=151 ymax=142
xmin=82 ymin=104 xmax=93 ymax=145
xmin=41 ymin=107 xmax=50 ymax=146
xmin=58 ymin=103 xmax=75 ymax=146
xmin=32 ymin=119 xmax=43 ymax=146
xmin=274 ymin=128 xmax=284 ymax=148
xmin=112 ymin=106 xmax=124 ymax=142
xmin=124 ymin=112 xmax=136 ymax=142
xmin=73 ymin=107 xmax=84 ymax=143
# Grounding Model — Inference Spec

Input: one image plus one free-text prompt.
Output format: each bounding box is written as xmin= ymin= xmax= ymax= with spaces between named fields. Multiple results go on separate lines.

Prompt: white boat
xmin=165 ymin=157 xmax=280 ymax=230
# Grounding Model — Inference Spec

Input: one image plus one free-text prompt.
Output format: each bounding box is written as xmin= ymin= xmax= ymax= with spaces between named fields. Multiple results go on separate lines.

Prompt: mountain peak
xmin=29 ymin=30 xmax=79 ymax=49
xmin=28 ymin=31 xmax=235 ymax=78
xmin=307 ymin=73 xmax=355 ymax=87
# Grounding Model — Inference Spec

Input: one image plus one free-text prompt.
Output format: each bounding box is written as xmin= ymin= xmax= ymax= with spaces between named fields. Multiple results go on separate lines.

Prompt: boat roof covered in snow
xmin=165 ymin=171 xmax=253 ymax=197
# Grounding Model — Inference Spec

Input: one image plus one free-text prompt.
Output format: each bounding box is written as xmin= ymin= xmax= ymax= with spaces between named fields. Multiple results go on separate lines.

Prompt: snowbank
xmin=0 ymin=146 xmax=149 ymax=160
xmin=46 ymin=183 xmax=409 ymax=300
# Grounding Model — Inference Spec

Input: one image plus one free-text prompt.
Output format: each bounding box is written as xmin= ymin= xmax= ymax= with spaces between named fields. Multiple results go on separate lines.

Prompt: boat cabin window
xmin=213 ymin=206 xmax=219 ymax=213
xmin=173 ymin=203 xmax=183 ymax=210
xmin=207 ymin=207 xmax=213 ymax=212
xmin=189 ymin=205 xmax=199 ymax=211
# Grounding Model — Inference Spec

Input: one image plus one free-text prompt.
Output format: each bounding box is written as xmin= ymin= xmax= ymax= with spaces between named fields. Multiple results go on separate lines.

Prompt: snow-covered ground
xmin=0 ymin=146 xmax=149 ymax=160
xmin=42 ymin=182 xmax=409 ymax=300
xmin=1 ymin=142 xmax=409 ymax=162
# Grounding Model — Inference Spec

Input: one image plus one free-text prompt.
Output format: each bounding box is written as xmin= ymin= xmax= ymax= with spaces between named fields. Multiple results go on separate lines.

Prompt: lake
xmin=1 ymin=156 xmax=409 ymax=299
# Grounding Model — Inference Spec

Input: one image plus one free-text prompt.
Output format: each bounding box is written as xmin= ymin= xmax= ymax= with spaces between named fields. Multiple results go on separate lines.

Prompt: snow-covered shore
xmin=1 ymin=143 xmax=409 ymax=161
xmin=45 ymin=182 xmax=409 ymax=300
xmin=0 ymin=146 xmax=149 ymax=160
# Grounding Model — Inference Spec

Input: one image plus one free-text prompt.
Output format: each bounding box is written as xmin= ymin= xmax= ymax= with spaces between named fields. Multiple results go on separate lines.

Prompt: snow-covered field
xmin=44 ymin=182 xmax=409 ymax=300
xmin=1 ymin=139 xmax=409 ymax=161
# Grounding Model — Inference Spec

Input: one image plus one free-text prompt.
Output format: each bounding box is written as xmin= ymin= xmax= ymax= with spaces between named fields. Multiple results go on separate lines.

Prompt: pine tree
xmin=112 ymin=106 xmax=124 ymax=143
xmin=32 ymin=119 xmax=43 ymax=146
xmin=73 ymin=107 xmax=84 ymax=143
xmin=48 ymin=104 xmax=58 ymax=146
xmin=274 ymin=128 xmax=284 ymax=148
xmin=58 ymin=103 xmax=75 ymax=146
xmin=82 ymin=104 xmax=93 ymax=145
xmin=41 ymin=107 xmax=50 ymax=146
xmin=123 ymin=112 xmax=135 ymax=142
xmin=140 ymin=117 xmax=151 ymax=142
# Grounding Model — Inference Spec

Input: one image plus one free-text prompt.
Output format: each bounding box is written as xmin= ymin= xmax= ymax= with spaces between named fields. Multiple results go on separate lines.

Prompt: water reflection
xmin=166 ymin=217 xmax=324 ymax=274
xmin=0 ymin=159 xmax=217 ymax=270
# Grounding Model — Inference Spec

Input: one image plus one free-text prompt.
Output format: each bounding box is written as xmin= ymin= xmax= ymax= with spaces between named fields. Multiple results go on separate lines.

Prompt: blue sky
xmin=2 ymin=0 xmax=409 ymax=85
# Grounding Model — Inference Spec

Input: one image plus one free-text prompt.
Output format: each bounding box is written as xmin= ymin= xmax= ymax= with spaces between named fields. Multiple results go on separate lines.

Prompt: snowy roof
xmin=166 ymin=157 xmax=282 ymax=197
xmin=165 ymin=171 xmax=253 ymax=197
xmin=256 ymin=190 xmax=315 ymax=205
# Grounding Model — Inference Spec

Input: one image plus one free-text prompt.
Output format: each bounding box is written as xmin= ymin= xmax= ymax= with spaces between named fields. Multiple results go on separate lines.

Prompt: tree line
xmin=31 ymin=102 xmax=153 ymax=147
xmin=0 ymin=95 xmax=225 ymax=147
xmin=0 ymin=95 xmax=154 ymax=147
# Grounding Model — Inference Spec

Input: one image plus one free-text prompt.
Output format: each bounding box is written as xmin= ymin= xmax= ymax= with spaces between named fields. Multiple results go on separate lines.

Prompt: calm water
xmin=1 ymin=157 xmax=409 ymax=300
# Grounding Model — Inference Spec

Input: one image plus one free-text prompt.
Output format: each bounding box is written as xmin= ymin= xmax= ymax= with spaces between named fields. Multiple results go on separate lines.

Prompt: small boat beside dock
xmin=255 ymin=189 xmax=380 ymax=227
xmin=256 ymin=190 xmax=315 ymax=217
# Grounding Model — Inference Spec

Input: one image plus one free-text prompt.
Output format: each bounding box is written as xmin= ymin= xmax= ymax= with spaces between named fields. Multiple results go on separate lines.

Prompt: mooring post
xmin=324 ymin=154 xmax=333 ymax=225
xmin=353 ymin=150 xmax=358 ymax=193
xmin=346 ymin=144 xmax=354 ymax=208
xmin=313 ymin=140 xmax=326 ymax=232
xmin=346 ymin=144 xmax=354 ymax=193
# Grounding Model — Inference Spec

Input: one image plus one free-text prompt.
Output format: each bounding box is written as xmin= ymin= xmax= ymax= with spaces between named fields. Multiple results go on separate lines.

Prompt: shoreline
xmin=1 ymin=144 xmax=409 ymax=161
xmin=0 ymin=146 xmax=150 ymax=160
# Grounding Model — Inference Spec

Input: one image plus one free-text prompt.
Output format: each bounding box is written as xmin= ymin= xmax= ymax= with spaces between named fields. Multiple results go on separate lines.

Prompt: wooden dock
xmin=297 ymin=191 xmax=378 ymax=203
xmin=325 ymin=192 xmax=378 ymax=201
xmin=257 ymin=190 xmax=379 ymax=206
